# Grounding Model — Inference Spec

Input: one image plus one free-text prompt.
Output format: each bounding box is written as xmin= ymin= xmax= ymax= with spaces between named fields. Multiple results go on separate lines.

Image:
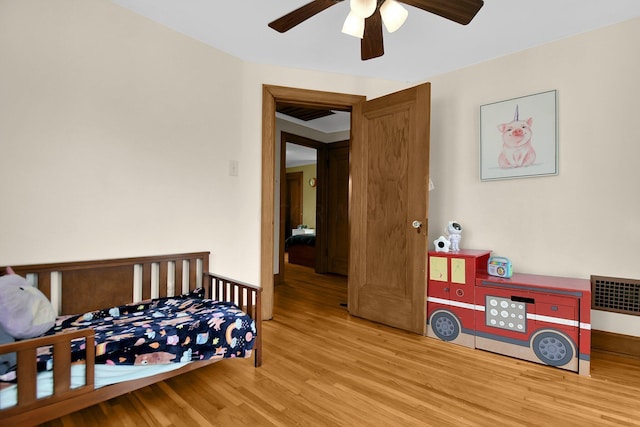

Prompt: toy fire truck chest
xmin=427 ymin=250 xmax=591 ymax=376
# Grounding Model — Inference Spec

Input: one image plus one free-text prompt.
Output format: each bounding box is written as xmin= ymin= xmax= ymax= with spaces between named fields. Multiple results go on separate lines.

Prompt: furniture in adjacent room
xmin=285 ymin=231 xmax=316 ymax=268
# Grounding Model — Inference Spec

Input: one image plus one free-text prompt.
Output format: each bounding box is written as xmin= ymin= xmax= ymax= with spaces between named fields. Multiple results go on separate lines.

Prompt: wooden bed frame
xmin=0 ymin=252 xmax=262 ymax=426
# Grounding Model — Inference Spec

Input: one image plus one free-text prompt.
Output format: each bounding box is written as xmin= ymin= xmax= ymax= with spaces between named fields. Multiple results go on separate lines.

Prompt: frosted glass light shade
xmin=342 ymin=11 xmax=365 ymax=38
xmin=350 ymin=0 xmax=377 ymax=18
xmin=380 ymin=0 xmax=408 ymax=33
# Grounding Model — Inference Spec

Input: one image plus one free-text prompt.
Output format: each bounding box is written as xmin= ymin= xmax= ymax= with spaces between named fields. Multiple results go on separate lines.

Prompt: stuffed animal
xmin=0 ymin=267 xmax=56 ymax=339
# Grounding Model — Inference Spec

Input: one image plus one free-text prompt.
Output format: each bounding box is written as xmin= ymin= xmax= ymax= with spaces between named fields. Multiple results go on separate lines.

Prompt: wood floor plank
xmin=40 ymin=262 xmax=640 ymax=426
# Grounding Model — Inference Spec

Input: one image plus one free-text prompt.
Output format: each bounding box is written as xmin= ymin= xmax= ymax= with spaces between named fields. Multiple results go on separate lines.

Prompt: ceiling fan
xmin=269 ymin=0 xmax=484 ymax=60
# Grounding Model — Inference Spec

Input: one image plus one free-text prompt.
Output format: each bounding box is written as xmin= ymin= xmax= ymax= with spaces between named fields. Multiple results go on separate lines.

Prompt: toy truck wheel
xmin=531 ymin=331 xmax=574 ymax=367
xmin=430 ymin=311 xmax=460 ymax=341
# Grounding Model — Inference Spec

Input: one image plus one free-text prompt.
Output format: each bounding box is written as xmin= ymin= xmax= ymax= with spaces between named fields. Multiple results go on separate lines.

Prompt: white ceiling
xmin=286 ymin=142 xmax=318 ymax=167
xmin=276 ymin=111 xmax=351 ymax=133
xmin=111 ymin=0 xmax=640 ymax=83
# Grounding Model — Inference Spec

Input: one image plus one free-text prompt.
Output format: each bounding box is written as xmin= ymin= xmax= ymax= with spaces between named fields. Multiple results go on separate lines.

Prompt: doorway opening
xmin=260 ymin=85 xmax=365 ymax=320
xmin=278 ymin=124 xmax=350 ymax=284
xmin=262 ymin=83 xmax=431 ymax=336
xmin=281 ymin=136 xmax=318 ymax=281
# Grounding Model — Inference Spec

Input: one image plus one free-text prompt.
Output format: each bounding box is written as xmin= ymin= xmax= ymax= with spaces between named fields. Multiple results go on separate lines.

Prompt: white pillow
xmin=0 ymin=273 xmax=56 ymax=339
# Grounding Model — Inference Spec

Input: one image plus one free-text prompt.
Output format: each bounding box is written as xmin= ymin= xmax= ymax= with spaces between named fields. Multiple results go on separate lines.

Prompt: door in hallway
xmin=285 ymin=171 xmax=303 ymax=239
xmin=326 ymin=141 xmax=349 ymax=276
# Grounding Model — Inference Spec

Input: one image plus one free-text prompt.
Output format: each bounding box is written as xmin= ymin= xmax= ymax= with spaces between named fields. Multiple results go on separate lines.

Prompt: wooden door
xmin=285 ymin=172 xmax=303 ymax=238
xmin=348 ymin=83 xmax=431 ymax=334
xmin=327 ymin=141 xmax=350 ymax=275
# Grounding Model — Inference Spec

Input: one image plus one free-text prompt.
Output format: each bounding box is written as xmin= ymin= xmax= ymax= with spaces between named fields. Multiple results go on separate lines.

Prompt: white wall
xmin=1 ymin=1 xmax=637 ymax=336
xmin=1 ymin=0 xmax=244 ymax=275
xmin=0 ymin=0 xmax=406 ymax=283
xmin=426 ymin=18 xmax=640 ymax=336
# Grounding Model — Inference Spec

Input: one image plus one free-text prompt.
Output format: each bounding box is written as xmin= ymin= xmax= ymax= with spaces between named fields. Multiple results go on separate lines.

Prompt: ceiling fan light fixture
xmin=341 ymin=11 xmax=365 ymax=38
xmin=380 ymin=0 xmax=408 ymax=33
xmin=349 ymin=0 xmax=377 ymax=18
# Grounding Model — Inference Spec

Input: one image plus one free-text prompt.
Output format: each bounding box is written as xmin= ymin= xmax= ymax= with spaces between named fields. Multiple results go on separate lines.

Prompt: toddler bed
xmin=0 ymin=251 xmax=262 ymax=426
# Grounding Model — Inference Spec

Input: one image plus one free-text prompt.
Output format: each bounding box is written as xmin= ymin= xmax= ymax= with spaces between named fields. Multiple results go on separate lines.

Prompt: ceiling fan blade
xmin=361 ymin=9 xmax=384 ymax=60
xmin=269 ymin=0 xmax=343 ymax=33
xmin=399 ymin=0 xmax=484 ymax=25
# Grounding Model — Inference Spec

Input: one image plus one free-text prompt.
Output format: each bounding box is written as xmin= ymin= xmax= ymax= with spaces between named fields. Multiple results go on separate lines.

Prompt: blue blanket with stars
xmin=38 ymin=289 xmax=256 ymax=368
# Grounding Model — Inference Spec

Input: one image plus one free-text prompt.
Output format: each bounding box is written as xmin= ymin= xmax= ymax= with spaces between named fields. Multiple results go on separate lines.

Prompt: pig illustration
xmin=497 ymin=105 xmax=536 ymax=168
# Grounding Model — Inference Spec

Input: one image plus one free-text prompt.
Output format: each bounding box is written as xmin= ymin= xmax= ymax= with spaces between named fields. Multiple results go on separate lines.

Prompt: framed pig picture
xmin=480 ymin=90 xmax=558 ymax=181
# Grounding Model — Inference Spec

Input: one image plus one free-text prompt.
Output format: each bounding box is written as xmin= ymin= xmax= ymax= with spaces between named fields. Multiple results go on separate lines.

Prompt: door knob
xmin=412 ymin=220 xmax=422 ymax=229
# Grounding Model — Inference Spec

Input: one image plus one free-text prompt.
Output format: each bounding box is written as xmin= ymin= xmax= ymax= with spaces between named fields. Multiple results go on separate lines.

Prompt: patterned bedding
xmin=37 ymin=288 xmax=256 ymax=370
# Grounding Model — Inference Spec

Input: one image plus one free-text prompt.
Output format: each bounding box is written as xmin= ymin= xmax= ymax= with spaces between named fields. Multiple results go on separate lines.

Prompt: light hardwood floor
xmin=43 ymin=262 xmax=640 ymax=426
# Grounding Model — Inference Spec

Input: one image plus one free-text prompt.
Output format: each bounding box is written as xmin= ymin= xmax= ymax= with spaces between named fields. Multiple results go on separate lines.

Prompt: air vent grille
xmin=591 ymin=275 xmax=640 ymax=315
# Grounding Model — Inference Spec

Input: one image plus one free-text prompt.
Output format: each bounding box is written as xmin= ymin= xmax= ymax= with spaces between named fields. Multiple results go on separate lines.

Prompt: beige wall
xmin=1 ymin=0 xmax=244 ymax=274
xmin=0 ymin=0 xmax=405 ymax=281
xmin=1 ymin=1 xmax=638 ymax=335
xmin=425 ymin=18 xmax=640 ymax=336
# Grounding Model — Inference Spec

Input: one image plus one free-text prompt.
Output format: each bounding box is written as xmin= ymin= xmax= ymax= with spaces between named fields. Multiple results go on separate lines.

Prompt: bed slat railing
xmin=0 ymin=253 xmax=261 ymax=426
xmin=4 ymin=252 xmax=210 ymax=316
xmin=0 ymin=329 xmax=95 ymax=417
xmin=205 ymin=273 xmax=263 ymax=367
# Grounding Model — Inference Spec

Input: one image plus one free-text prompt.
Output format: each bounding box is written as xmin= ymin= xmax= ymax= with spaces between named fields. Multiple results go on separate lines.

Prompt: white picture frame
xmin=480 ymin=90 xmax=558 ymax=181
